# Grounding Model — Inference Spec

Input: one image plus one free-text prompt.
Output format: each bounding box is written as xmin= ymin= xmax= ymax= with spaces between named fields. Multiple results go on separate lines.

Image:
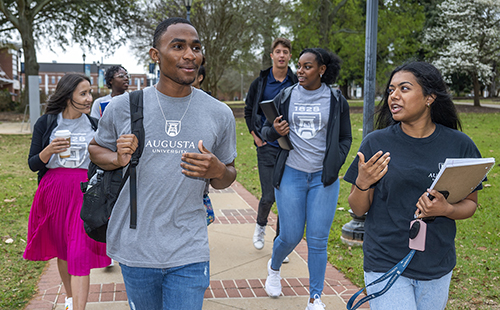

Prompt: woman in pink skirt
xmin=25 ymin=73 xmax=110 ymax=310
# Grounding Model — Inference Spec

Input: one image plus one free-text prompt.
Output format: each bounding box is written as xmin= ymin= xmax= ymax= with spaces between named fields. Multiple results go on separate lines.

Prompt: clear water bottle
xmin=86 ymin=169 xmax=104 ymax=191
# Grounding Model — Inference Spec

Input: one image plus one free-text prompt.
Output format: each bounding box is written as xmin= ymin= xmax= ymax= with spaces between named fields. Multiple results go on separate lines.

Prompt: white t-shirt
xmin=90 ymin=94 xmax=112 ymax=119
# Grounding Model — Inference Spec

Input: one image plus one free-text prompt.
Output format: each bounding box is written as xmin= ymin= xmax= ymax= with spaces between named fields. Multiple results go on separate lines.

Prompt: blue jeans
xmin=364 ymin=270 xmax=452 ymax=310
xmin=120 ymin=261 xmax=210 ymax=310
xmin=272 ymin=165 xmax=340 ymax=298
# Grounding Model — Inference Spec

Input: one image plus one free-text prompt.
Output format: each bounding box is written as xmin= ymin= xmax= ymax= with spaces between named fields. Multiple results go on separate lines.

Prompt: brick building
xmin=20 ymin=62 xmax=148 ymax=99
xmin=0 ymin=44 xmax=22 ymax=101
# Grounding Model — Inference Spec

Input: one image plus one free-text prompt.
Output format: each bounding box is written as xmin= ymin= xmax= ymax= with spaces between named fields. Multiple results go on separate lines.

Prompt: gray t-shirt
xmin=90 ymin=94 xmax=112 ymax=119
xmin=286 ymin=83 xmax=331 ymax=173
xmin=95 ymin=86 xmax=237 ymax=268
xmin=46 ymin=113 xmax=95 ymax=169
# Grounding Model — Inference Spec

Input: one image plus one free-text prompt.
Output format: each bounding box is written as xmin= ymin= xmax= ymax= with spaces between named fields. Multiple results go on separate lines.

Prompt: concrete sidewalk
xmin=24 ymin=182 xmax=367 ymax=310
xmin=0 ymin=121 xmax=32 ymax=134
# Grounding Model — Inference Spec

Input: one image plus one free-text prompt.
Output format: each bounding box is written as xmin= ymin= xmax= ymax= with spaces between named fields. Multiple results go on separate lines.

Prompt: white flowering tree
xmin=424 ymin=0 xmax=500 ymax=106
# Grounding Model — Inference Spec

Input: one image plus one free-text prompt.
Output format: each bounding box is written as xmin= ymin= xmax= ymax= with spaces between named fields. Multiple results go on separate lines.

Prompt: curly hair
xmin=45 ymin=73 xmax=90 ymax=115
xmin=105 ymin=65 xmax=127 ymax=89
xmin=375 ymin=61 xmax=462 ymax=130
xmin=299 ymin=48 xmax=341 ymax=85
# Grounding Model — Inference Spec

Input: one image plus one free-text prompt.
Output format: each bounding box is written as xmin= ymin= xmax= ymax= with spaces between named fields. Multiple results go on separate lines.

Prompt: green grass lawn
xmin=454 ymin=98 xmax=500 ymax=105
xmin=0 ymin=110 xmax=498 ymax=309
xmin=235 ymin=111 xmax=499 ymax=310
xmin=0 ymin=135 xmax=45 ymax=309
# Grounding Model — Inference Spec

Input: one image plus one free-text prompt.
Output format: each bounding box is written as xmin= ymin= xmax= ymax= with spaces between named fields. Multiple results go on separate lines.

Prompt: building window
xmin=39 ymin=76 xmax=42 ymax=83
xmin=58 ymin=76 xmax=62 ymax=82
xmin=12 ymin=56 xmax=17 ymax=72
xmin=141 ymin=78 xmax=144 ymax=85
xmin=51 ymin=76 xmax=56 ymax=84
xmin=90 ymin=77 xmax=94 ymax=85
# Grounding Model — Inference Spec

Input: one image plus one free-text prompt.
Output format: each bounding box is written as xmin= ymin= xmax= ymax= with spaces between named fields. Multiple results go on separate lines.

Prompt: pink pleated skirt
xmin=23 ymin=168 xmax=110 ymax=276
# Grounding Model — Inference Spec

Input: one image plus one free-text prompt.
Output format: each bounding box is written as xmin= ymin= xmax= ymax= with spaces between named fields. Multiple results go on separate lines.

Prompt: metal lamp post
xmin=82 ymin=53 xmax=86 ymax=73
xmin=184 ymin=0 xmax=193 ymax=22
xmin=341 ymin=0 xmax=378 ymax=247
xmin=96 ymin=61 xmax=101 ymax=96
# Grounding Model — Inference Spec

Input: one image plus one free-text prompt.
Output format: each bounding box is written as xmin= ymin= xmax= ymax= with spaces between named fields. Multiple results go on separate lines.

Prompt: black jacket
xmin=261 ymin=84 xmax=352 ymax=188
xmin=244 ymin=67 xmax=298 ymax=140
xmin=28 ymin=113 xmax=98 ymax=183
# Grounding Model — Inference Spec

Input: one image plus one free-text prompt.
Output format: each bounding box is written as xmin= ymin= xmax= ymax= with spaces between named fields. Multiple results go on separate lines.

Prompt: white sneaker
xmin=65 ymin=297 xmax=73 ymax=310
xmin=283 ymin=256 xmax=290 ymax=263
xmin=253 ymin=224 xmax=266 ymax=250
xmin=265 ymin=259 xmax=282 ymax=297
xmin=306 ymin=294 xmax=326 ymax=310
xmin=107 ymin=259 xmax=114 ymax=267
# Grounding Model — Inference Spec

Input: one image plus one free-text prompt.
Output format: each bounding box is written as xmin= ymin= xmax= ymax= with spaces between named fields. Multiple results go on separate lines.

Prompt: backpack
xmin=80 ymin=90 xmax=144 ymax=243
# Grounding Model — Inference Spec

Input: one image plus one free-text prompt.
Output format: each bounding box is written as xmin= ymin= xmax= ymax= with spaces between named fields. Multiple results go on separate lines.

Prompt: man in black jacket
xmin=244 ymin=38 xmax=298 ymax=253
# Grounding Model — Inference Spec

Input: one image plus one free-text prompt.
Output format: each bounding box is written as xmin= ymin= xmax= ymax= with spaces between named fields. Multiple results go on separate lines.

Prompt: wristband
xmin=355 ymin=183 xmax=370 ymax=192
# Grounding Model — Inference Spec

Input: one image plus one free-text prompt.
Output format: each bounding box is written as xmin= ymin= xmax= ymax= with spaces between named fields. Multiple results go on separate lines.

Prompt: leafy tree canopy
xmin=424 ymin=0 xmax=500 ymax=105
xmin=284 ymin=0 xmax=424 ymax=96
xmin=0 ymin=0 xmax=139 ymax=100
xmin=131 ymin=0 xmax=280 ymax=98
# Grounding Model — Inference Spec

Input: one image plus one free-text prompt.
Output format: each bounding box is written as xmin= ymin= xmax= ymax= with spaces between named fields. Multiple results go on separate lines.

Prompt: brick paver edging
xmin=228 ymin=182 xmax=367 ymax=308
xmin=24 ymin=181 xmax=367 ymax=309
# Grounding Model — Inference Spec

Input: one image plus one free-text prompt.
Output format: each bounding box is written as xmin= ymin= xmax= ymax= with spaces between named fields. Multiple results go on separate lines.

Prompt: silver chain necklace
xmin=154 ymin=85 xmax=193 ymax=137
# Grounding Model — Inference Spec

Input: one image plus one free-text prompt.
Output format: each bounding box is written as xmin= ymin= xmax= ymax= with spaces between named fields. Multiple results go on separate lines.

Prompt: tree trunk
xmin=319 ymin=0 xmax=331 ymax=47
xmin=340 ymin=83 xmax=349 ymax=99
xmin=490 ymin=61 xmax=497 ymax=98
xmin=19 ymin=15 xmax=39 ymax=107
xmin=211 ymin=80 xmax=218 ymax=99
xmin=261 ymin=35 xmax=273 ymax=69
xmin=472 ymin=73 xmax=481 ymax=107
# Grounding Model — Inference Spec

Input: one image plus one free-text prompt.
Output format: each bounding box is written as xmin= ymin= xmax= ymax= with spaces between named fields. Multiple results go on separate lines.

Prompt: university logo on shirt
xmin=165 ymin=121 xmax=181 ymax=137
xmin=58 ymin=133 xmax=88 ymax=168
xmin=292 ymin=102 xmax=321 ymax=139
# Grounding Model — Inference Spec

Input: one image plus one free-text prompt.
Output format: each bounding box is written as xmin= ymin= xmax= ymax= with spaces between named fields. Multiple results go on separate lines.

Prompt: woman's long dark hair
xmin=299 ymin=48 xmax=341 ymax=85
xmin=45 ymin=73 xmax=90 ymax=115
xmin=375 ymin=61 xmax=462 ymax=131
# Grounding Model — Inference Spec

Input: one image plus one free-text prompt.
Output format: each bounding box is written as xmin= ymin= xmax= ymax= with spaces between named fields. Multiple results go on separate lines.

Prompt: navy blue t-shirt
xmin=344 ymin=123 xmax=482 ymax=280
xmin=260 ymin=69 xmax=294 ymax=147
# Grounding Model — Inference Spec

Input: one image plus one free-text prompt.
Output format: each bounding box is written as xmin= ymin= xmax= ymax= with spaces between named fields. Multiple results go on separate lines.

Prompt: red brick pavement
xmin=24 ymin=181 xmax=367 ymax=309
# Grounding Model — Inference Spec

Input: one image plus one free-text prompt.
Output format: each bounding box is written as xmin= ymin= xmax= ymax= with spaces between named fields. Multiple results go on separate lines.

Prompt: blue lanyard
xmin=346 ymin=249 xmax=416 ymax=310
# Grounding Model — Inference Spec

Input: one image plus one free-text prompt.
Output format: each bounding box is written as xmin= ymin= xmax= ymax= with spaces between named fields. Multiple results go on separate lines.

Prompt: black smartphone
xmin=428 ymin=190 xmax=450 ymax=201
xmin=422 ymin=190 xmax=450 ymax=223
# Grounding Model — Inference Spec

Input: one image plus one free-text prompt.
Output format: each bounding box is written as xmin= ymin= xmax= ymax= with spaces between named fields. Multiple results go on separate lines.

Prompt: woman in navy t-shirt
xmin=344 ymin=62 xmax=483 ymax=310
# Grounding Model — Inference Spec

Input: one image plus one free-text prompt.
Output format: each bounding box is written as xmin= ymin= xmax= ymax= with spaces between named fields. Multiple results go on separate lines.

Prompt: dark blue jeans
xmin=256 ymin=144 xmax=280 ymax=227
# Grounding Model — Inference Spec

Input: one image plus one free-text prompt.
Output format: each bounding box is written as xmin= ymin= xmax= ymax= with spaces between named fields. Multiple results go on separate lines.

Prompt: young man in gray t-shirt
xmin=88 ymin=17 xmax=237 ymax=310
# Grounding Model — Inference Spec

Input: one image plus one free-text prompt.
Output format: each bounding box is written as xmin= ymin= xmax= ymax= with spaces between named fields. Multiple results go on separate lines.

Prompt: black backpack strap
xmin=46 ymin=113 xmax=57 ymax=129
xmin=130 ymin=90 xmax=145 ymax=160
xmin=128 ymin=90 xmax=144 ymax=229
xmin=85 ymin=114 xmax=99 ymax=131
